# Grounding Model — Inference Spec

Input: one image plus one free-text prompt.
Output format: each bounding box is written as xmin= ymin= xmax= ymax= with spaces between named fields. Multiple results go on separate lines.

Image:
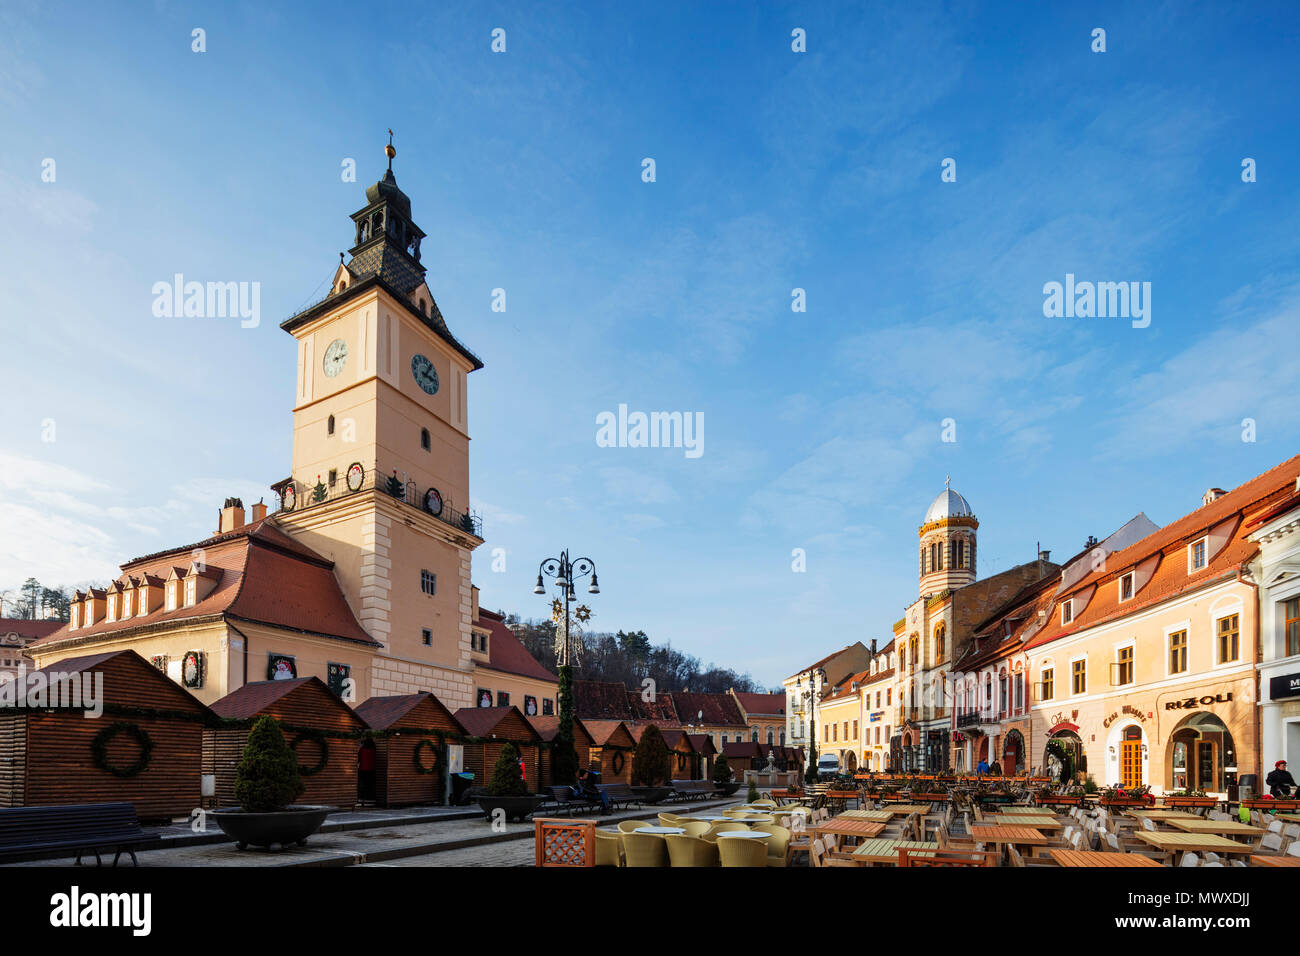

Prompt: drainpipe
xmin=1237 ymin=563 xmax=1261 ymax=791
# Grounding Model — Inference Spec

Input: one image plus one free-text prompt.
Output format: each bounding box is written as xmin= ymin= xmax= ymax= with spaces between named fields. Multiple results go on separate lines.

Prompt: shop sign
xmin=1103 ymin=704 xmax=1149 ymax=727
xmin=1270 ymin=673 xmax=1300 ymax=701
xmin=1164 ymin=692 xmax=1233 ymax=711
xmin=869 ymin=711 xmax=883 ymax=722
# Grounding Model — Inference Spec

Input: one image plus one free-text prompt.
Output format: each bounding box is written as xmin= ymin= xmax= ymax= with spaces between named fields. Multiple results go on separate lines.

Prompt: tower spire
xmin=385 ymin=128 xmax=395 ymax=173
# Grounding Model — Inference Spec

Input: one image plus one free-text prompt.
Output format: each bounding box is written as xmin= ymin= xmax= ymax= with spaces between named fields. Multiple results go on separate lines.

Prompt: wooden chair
xmin=899 ymin=848 xmax=996 ymax=867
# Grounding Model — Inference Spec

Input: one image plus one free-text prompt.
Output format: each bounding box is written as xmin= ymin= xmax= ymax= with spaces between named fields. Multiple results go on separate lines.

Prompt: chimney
xmin=250 ymin=498 xmax=267 ymax=522
xmin=1202 ymin=487 xmax=1227 ymax=506
xmin=1038 ymin=549 xmax=1051 ymax=562
xmin=219 ymin=497 xmax=246 ymax=534
xmin=870 ymin=639 xmax=878 ymax=656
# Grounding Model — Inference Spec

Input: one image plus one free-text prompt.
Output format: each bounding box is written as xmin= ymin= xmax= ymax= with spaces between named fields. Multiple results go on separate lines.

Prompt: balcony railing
xmin=273 ymin=463 xmax=483 ymax=537
xmin=956 ymin=712 xmax=982 ymax=729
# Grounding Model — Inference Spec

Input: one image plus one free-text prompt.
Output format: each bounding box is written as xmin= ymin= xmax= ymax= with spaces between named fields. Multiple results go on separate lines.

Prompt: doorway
xmin=1120 ymin=726 xmax=1142 ymax=789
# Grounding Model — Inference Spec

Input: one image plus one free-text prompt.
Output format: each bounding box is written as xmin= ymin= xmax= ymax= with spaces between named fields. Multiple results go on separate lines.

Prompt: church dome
xmin=924 ymin=487 xmax=974 ymax=523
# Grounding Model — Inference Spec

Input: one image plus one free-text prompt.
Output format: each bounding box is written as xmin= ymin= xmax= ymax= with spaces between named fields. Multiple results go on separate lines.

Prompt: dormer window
xmin=165 ymin=582 xmax=178 ymax=612
xmin=105 ymin=594 xmax=117 ymax=623
xmin=184 ymin=577 xmax=197 ymax=607
xmin=69 ymin=605 xmax=81 ymax=629
xmin=1061 ymin=599 xmax=1074 ymax=625
xmin=1119 ymin=572 xmax=1134 ymax=602
xmin=1188 ymin=537 xmax=1208 ymax=573
xmin=137 ymin=587 xmax=151 ymax=616
xmin=121 ymin=590 xmax=133 ymax=618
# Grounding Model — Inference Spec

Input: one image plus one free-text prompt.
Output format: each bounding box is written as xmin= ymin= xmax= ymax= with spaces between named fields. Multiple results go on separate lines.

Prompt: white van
xmin=816 ymin=754 xmax=840 ymax=779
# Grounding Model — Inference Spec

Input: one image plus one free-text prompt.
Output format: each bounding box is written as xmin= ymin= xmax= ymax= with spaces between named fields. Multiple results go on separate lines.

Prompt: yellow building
xmin=819 ymin=673 xmax=866 ymax=772
xmin=32 ymin=146 xmax=493 ymax=712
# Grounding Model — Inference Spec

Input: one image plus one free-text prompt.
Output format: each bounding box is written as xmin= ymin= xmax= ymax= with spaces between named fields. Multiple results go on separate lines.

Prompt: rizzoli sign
xmin=1165 ymin=692 xmax=1233 ymax=711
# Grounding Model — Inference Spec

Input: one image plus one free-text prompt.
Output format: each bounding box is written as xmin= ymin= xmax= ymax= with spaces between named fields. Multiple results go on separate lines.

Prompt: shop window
xmin=1217 ymin=614 xmax=1239 ymax=663
xmin=1169 ymin=630 xmax=1188 ymax=674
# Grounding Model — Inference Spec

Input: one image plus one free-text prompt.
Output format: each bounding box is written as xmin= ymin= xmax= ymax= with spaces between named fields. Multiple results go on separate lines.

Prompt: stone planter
xmin=476 ymin=794 xmax=546 ymax=823
xmin=714 ymin=781 xmax=741 ymax=796
xmin=208 ymin=805 xmax=335 ymax=850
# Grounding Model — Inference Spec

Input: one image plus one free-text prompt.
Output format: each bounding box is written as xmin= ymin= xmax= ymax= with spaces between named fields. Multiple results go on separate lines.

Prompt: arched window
xmin=766 ymin=728 xmax=774 ymax=745
xmin=934 ymin=622 xmax=946 ymax=662
xmin=327 ymin=415 xmax=335 ymax=436
xmin=420 ymin=427 xmax=430 ymax=451
xmin=910 ymin=636 xmax=919 ymax=670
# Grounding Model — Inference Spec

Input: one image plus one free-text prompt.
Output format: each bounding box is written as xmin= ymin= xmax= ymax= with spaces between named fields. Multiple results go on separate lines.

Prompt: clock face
xmin=410 ymin=354 xmax=439 ymax=395
xmin=346 ymin=462 xmax=365 ymax=492
xmin=323 ymin=338 xmax=348 ymax=377
xmin=424 ymin=487 xmax=444 ymax=516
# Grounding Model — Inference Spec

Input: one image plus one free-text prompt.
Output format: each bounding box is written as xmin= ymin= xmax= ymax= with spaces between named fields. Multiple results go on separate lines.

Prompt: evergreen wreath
xmin=91 ymin=722 xmax=154 ymax=778
xmin=611 ymin=750 xmax=625 ymax=775
xmin=290 ymin=729 xmax=329 ymax=775
xmin=414 ymin=738 xmax=440 ymax=774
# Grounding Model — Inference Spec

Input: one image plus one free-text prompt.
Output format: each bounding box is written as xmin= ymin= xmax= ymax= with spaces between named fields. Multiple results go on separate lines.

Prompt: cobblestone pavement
xmin=7 ymin=798 xmax=741 ymax=868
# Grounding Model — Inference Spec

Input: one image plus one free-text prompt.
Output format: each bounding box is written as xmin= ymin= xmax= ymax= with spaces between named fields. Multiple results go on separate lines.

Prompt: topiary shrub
xmin=234 ymin=716 xmax=304 ymax=813
xmin=488 ymin=741 xmax=528 ymax=796
xmin=712 ymin=753 xmax=732 ymax=784
xmin=632 ymin=724 xmax=671 ymax=786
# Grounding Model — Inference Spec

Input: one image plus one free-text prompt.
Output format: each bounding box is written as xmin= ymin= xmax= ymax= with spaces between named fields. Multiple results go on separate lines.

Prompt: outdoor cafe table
xmin=878 ymin=804 xmax=932 ymax=816
xmin=969 ymin=824 xmax=1054 ymax=854
xmin=1131 ymin=830 xmax=1256 ymax=864
xmin=997 ymin=806 xmax=1058 ymax=815
xmin=1273 ymin=813 xmax=1300 ymax=823
xmin=715 ymin=830 xmax=770 ymax=840
xmin=1050 ymin=849 xmax=1163 ymax=868
xmin=840 ymin=810 xmax=897 ymax=822
xmin=1126 ymin=809 xmax=1202 ymax=822
xmin=808 ymin=818 xmax=887 ymax=842
xmin=1250 ymin=854 xmax=1300 ymax=866
xmin=634 ymin=826 xmax=686 ymax=835
xmin=1166 ymin=819 xmax=1265 ymax=840
xmin=851 ymin=839 xmax=940 ymax=865
xmin=990 ymin=814 xmax=1063 ymax=831
xmin=683 ymin=813 xmax=733 ymax=822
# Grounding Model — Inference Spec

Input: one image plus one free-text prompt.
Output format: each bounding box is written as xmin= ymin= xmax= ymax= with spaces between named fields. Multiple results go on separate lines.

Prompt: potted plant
xmin=747 ymin=778 xmax=760 ymax=804
xmin=629 ymin=725 xmax=673 ymax=803
xmin=1099 ymin=784 xmax=1149 ymax=807
xmin=712 ymin=753 xmax=740 ymax=795
xmin=208 ymin=716 xmax=335 ymax=850
xmin=476 ymin=742 xmax=545 ymax=822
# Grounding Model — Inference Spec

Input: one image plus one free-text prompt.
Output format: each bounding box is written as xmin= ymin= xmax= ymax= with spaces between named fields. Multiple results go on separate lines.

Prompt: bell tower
xmin=918 ymin=477 xmax=978 ymax=597
xmin=273 ymin=134 xmax=484 ymax=710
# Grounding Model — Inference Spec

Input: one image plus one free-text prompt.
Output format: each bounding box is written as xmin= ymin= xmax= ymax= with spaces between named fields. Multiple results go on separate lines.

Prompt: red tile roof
xmin=581 ymin=719 xmax=632 ymax=746
xmin=30 ymin=519 xmax=378 ymax=652
xmin=475 ymin=609 xmax=557 ymax=684
xmin=209 ymin=678 xmax=311 ymax=719
xmin=1024 ymin=454 xmax=1300 ymax=653
xmin=669 ymin=691 xmax=746 ymax=728
xmin=732 ymin=691 xmax=785 ymax=716
xmin=0 ymin=619 xmax=63 ymax=641
xmin=453 ymin=705 xmax=542 ymax=741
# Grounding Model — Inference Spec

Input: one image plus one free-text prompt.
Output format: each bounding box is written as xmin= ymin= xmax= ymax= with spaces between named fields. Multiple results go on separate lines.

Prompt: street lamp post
xmin=534 ymin=550 xmax=599 ymax=786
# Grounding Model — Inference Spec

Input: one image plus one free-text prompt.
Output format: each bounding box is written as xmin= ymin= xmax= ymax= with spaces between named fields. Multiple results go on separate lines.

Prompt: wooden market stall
xmin=686 ymin=733 xmax=718 ymax=781
xmin=527 ymin=714 xmax=595 ymax=789
xmin=205 ymin=677 xmax=365 ymax=809
xmin=453 ymin=706 xmax=544 ymax=794
xmin=660 ymin=729 xmax=703 ymax=780
xmin=582 ymin=720 xmax=637 ymax=785
xmin=0 ymin=649 xmax=211 ymax=822
xmin=354 ymin=692 xmax=467 ymax=807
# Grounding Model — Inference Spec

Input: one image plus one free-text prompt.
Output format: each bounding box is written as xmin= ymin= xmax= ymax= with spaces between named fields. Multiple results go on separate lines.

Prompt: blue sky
xmin=1 ymin=1 xmax=1298 ymax=687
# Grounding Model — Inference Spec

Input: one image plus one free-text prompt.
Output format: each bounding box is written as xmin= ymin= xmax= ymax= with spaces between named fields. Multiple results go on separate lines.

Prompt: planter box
xmin=209 ymin=805 xmax=335 ymax=850
xmin=1163 ymin=796 xmax=1216 ymax=808
xmin=1099 ymin=797 xmax=1148 ymax=807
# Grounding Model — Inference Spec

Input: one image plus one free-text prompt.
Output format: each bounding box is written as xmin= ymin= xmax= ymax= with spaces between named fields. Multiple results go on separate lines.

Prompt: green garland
xmin=291 ymin=729 xmax=329 ymax=775
xmin=413 ymin=738 xmax=440 ymax=774
xmin=91 ymin=722 xmax=154 ymax=778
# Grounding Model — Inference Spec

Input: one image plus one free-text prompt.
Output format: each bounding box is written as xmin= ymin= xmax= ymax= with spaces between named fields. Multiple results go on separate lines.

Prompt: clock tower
xmin=274 ymin=137 xmax=484 ymax=709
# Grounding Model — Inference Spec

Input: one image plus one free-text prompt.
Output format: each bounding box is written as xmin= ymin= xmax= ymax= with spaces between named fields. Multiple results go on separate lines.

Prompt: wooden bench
xmin=598 ymin=783 xmax=642 ymax=809
xmin=549 ymin=786 xmax=601 ymax=816
xmin=669 ymin=780 xmax=717 ymax=802
xmin=0 ymin=803 xmax=153 ymax=866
